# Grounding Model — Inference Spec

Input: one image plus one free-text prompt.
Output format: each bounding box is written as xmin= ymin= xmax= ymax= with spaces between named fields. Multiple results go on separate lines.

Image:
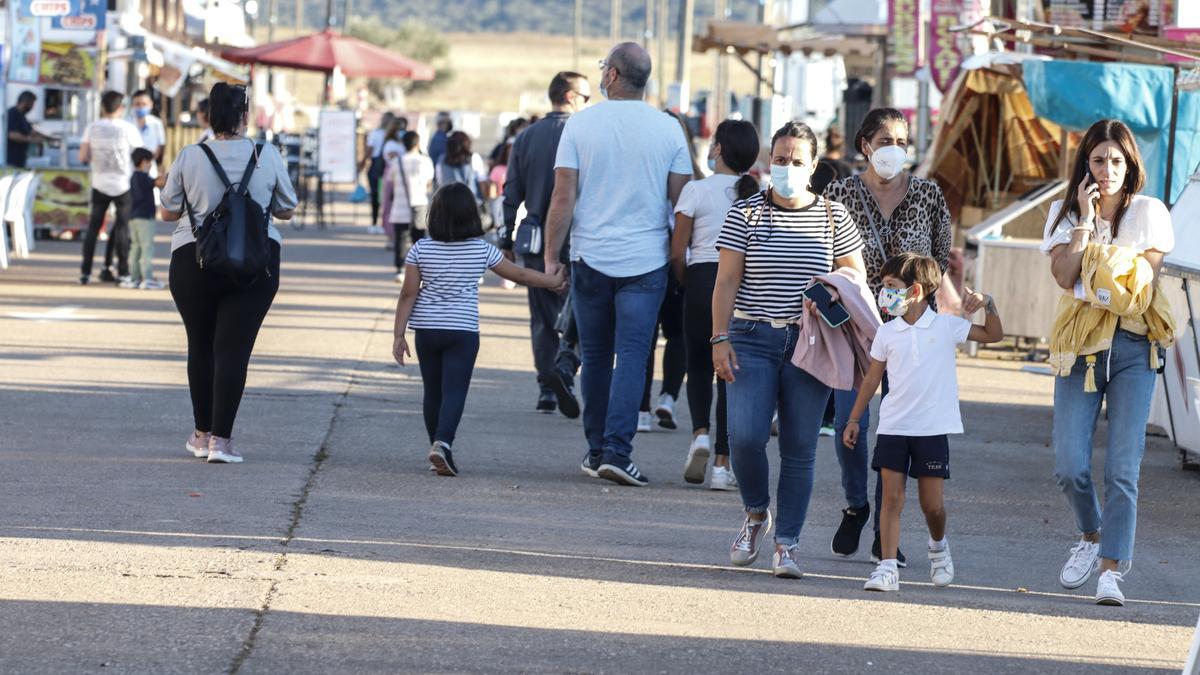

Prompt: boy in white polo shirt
xmin=844 ymin=252 xmax=1004 ymax=592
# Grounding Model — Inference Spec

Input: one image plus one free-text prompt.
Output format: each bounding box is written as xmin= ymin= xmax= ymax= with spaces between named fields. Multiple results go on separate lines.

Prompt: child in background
xmin=393 ymin=183 xmax=566 ymax=476
xmin=844 ymin=252 xmax=1004 ymax=592
xmin=124 ymin=147 xmax=164 ymax=290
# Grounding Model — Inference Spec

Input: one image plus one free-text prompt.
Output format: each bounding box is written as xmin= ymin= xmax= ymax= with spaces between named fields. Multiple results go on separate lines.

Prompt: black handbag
xmin=514 ymin=213 xmax=543 ymax=256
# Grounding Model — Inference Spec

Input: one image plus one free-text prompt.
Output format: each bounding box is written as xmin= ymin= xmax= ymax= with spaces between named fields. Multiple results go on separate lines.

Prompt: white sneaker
xmin=864 ymin=563 xmax=900 ymax=592
xmin=118 ymin=276 xmax=138 ymax=289
xmin=637 ymin=411 xmax=653 ymax=433
xmin=710 ymin=465 xmax=738 ymax=491
xmin=139 ymin=278 xmax=165 ymax=290
xmin=1095 ymin=569 xmax=1125 ymax=606
xmin=684 ymin=434 xmax=710 ymax=484
xmin=1060 ymin=539 xmax=1100 ymax=589
xmin=928 ymin=542 xmax=954 ymax=587
xmin=206 ymin=437 xmax=243 ymax=464
xmin=654 ymin=393 xmax=677 ymax=429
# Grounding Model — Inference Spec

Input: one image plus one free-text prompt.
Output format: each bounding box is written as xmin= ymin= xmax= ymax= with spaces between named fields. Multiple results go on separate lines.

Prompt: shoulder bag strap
xmin=824 ymin=196 xmax=836 ymax=271
xmin=854 ymin=176 xmax=889 ymax=264
xmin=236 ymin=143 xmax=263 ymax=197
xmin=395 ymin=153 xmax=414 ymax=210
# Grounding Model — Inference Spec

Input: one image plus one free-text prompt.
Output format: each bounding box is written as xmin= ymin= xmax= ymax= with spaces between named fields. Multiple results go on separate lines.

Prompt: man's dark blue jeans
xmin=571 ymin=260 xmax=667 ymax=463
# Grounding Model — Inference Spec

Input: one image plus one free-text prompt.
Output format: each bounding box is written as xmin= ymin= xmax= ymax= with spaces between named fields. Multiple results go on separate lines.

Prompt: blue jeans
xmin=832 ymin=387 xmax=872 ymax=511
xmin=1053 ymin=329 xmax=1158 ymax=562
xmin=726 ymin=319 xmax=831 ymax=546
xmin=571 ymin=261 xmax=667 ymax=462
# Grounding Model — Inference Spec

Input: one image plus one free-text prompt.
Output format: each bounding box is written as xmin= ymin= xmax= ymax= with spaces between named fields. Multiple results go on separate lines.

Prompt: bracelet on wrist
xmin=709 ymin=333 xmax=729 ymax=345
xmin=847 ymin=419 xmax=859 ymax=426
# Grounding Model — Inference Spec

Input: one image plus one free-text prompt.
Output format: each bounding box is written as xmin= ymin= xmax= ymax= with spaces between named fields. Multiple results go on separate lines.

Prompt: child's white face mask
xmin=877 ymin=286 xmax=912 ymax=316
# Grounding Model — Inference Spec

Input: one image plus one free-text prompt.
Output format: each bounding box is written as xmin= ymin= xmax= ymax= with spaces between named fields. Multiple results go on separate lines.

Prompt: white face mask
xmin=868 ymin=144 xmax=907 ymax=181
xmin=770 ymin=163 xmax=812 ymax=198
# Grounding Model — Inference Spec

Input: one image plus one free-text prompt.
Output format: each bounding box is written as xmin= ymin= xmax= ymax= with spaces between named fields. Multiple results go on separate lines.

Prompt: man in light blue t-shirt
xmin=544 ymin=42 xmax=693 ymax=488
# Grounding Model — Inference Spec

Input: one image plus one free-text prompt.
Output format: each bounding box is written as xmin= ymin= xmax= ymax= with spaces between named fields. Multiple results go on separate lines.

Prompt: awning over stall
xmin=693 ymin=19 xmax=877 ymax=67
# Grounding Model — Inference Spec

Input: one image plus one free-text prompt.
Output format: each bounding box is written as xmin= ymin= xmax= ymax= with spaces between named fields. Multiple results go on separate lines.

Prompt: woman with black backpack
xmin=159 ymin=82 xmax=298 ymax=464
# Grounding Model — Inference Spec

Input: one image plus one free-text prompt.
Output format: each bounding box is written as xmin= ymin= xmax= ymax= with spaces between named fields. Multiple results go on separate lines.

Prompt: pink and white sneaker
xmin=186 ymin=430 xmax=211 ymax=458
xmin=207 ymin=436 xmax=243 ymax=464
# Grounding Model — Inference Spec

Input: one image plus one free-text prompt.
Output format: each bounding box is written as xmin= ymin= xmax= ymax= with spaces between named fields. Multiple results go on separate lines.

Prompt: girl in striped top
xmin=393 ymin=184 xmax=566 ymax=477
xmin=712 ymin=121 xmax=866 ymax=578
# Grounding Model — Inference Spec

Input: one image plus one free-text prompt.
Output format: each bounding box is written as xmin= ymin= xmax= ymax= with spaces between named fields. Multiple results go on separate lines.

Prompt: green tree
xmin=345 ymin=18 xmax=455 ymax=99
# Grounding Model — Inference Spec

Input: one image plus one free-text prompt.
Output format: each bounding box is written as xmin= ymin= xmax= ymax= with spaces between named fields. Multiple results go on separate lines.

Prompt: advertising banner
xmin=33 ymin=169 xmax=90 ymax=230
xmin=930 ymin=0 xmax=963 ymax=92
xmin=889 ymin=0 xmax=923 ymax=76
xmin=38 ymin=42 xmax=97 ymax=88
xmin=18 ymin=0 xmax=105 ymax=29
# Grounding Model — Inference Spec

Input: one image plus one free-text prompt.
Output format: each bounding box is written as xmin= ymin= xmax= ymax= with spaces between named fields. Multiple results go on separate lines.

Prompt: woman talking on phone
xmin=1041 ymin=119 xmax=1174 ymax=606
xmin=822 ymin=108 xmax=953 ymax=565
xmin=712 ymin=121 xmax=865 ymax=578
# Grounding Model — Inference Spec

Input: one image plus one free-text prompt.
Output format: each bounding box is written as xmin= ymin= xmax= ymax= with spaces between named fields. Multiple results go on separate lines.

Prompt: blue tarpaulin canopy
xmin=1023 ymin=60 xmax=1200 ymax=205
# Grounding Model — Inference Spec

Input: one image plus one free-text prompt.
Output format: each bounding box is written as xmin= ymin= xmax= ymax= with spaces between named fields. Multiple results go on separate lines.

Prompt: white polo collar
xmin=892 ymin=307 xmax=937 ymax=332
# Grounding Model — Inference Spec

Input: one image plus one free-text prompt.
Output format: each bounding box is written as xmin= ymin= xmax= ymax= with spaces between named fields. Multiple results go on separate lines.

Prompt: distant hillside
xmin=323 ymin=0 xmax=757 ymax=37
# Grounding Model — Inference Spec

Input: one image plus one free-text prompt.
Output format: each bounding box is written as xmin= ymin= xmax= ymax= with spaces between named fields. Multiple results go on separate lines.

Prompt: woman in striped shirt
xmin=712 ymin=121 xmax=866 ymax=578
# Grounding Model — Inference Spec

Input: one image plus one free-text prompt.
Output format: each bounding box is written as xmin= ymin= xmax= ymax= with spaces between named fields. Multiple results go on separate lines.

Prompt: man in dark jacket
xmin=501 ymin=72 xmax=590 ymax=418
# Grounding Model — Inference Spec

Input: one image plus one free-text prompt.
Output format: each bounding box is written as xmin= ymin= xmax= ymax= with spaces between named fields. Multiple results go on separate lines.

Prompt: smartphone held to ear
xmin=802 ymin=282 xmax=851 ymax=328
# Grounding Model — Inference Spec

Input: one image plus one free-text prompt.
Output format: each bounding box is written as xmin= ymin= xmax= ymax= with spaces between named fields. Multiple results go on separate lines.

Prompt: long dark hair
xmin=665 ymin=109 xmax=705 ymax=180
xmin=1048 ymin=119 xmax=1145 ymax=239
xmin=209 ymin=83 xmax=248 ymax=136
xmin=427 ymin=183 xmax=484 ymax=242
xmin=854 ymin=107 xmax=908 ymax=156
xmin=713 ymin=119 xmax=760 ymax=201
xmin=444 ymin=131 xmax=473 ymax=167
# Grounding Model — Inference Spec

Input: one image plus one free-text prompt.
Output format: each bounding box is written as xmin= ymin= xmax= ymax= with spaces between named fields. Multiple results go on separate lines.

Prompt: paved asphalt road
xmin=1 ymin=221 xmax=1198 ymax=674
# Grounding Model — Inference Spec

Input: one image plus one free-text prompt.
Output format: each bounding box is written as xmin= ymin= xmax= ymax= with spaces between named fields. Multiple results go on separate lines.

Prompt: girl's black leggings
xmin=682 ymin=262 xmax=728 ymax=456
xmin=414 ymin=329 xmax=480 ymax=447
xmin=169 ymin=242 xmax=280 ymax=439
xmin=641 ymin=275 xmax=686 ymax=410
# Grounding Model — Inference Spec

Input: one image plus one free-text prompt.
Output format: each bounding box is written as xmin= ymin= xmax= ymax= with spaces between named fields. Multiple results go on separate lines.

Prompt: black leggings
xmin=170 ymin=242 xmax=280 ymax=439
xmin=81 ymin=189 xmax=131 ymax=277
xmin=682 ymin=262 xmax=728 ymax=455
xmin=414 ymin=329 xmax=480 ymax=447
xmin=641 ymin=276 xmax=686 ymax=410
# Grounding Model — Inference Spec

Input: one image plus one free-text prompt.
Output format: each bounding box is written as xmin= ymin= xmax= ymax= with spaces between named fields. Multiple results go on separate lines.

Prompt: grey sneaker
xmin=428 ymin=441 xmax=458 ymax=477
xmin=207 ymin=436 xmax=243 ymax=464
xmin=730 ymin=510 xmax=773 ymax=567
xmin=185 ymin=430 xmax=210 ymax=458
xmin=772 ymin=545 xmax=804 ymax=579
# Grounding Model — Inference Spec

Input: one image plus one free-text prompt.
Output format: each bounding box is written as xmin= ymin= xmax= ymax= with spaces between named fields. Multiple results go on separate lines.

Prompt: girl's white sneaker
xmin=710 ymin=466 xmax=738 ymax=491
xmin=683 ymin=434 xmax=710 ymax=484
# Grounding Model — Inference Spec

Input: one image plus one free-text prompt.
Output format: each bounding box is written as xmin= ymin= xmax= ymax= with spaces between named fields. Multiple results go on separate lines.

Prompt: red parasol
xmin=223 ymin=29 xmax=435 ymax=80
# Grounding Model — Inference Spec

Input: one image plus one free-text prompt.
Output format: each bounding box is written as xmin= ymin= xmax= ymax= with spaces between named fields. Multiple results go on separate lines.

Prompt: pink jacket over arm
xmin=791 ymin=266 xmax=883 ymax=391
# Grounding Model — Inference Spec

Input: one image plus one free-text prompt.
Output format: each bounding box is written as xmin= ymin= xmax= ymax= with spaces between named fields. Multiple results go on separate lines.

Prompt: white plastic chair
xmin=5 ymin=172 xmax=39 ymax=258
xmin=0 ymin=173 xmax=15 ymax=269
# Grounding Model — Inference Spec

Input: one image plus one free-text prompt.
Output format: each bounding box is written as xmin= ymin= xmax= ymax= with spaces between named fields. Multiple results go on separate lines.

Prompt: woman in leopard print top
xmin=821 ymin=108 xmax=953 ymax=567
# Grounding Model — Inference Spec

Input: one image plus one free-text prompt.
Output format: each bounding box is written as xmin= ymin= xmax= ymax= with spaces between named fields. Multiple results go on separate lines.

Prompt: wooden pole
xmin=713 ymin=0 xmax=727 ymax=124
xmin=574 ymin=0 xmax=583 ymax=71
xmin=657 ymin=0 xmax=669 ymax=106
xmin=675 ymin=0 xmax=694 ymax=110
xmin=611 ymin=0 xmax=622 ymax=44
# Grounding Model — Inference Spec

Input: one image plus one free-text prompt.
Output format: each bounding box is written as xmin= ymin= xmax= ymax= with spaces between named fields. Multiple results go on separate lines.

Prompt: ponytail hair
xmin=209 ymin=82 xmax=248 ymax=137
xmin=713 ymin=119 xmax=761 ymax=201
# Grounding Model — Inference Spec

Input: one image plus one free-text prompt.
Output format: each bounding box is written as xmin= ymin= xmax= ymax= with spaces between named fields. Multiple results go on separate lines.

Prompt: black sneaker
xmin=428 ymin=441 xmax=458 ymax=477
xmin=99 ymin=269 xmax=116 ymax=283
xmin=870 ymin=531 xmax=907 ymax=568
xmin=78 ymin=275 xmax=90 ymax=285
xmin=831 ymin=505 xmax=871 ymax=557
xmin=598 ymin=457 xmax=649 ymax=487
xmin=536 ymin=392 xmax=556 ymax=414
xmin=548 ymin=369 xmax=580 ymax=419
xmin=580 ymin=452 xmax=602 ymax=478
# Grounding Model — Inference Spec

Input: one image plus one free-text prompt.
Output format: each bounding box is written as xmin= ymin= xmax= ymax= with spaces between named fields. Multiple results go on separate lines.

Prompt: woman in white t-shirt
xmin=1040 ymin=119 xmax=1175 ymax=607
xmin=392 ymin=184 xmax=566 ymax=476
xmin=670 ymin=119 xmax=760 ymax=491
